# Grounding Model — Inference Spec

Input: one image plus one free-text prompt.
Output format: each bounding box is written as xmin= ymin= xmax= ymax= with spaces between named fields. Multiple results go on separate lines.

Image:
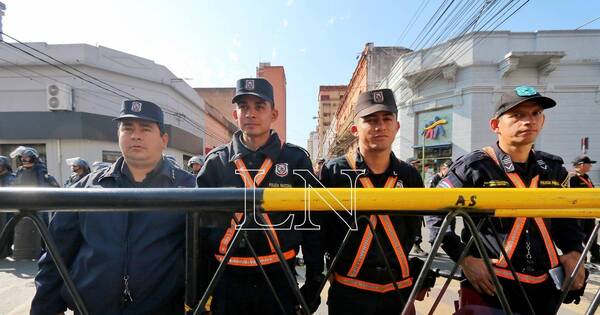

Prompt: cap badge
xmin=515 ymin=85 xmax=538 ymax=97
xmin=245 ymin=80 xmax=255 ymax=91
xmin=372 ymin=91 xmax=384 ymax=103
xmin=275 ymin=163 xmax=288 ymax=177
xmin=131 ymin=101 xmax=143 ymax=112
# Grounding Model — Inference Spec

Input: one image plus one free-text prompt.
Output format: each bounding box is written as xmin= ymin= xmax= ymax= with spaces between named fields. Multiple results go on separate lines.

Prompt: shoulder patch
xmin=284 ymin=143 xmax=310 ymax=157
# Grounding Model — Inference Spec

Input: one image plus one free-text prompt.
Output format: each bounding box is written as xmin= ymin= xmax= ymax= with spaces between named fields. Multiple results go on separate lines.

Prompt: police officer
xmin=0 ymin=155 xmax=15 ymax=258
xmin=570 ymin=155 xmax=599 ymax=263
xmin=319 ymin=89 xmax=425 ymax=315
xmin=429 ymin=160 xmax=452 ymax=188
xmin=196 ymin=78 xmax=324 ymax=315
xmin=427 ymin=86 xmax=585 ymax=314
xmin=32 ymin=100 xmax=195 ymax=315
xmin=0 ymin=155 xmax=14 ymax=187
xmin=187 ymin=155 xmax=204 ymax=175
xmin=64 ymin=157 xmax=91 ymax=187
xmin=10 ymin=146 xmax=59 ymax=188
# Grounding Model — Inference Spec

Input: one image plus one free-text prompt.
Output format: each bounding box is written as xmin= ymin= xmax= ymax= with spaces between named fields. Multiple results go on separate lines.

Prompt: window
xmin=102 ymin=151 xmax=122 ymax=163
xmin=320 ymin=95 xmax=330 ymax=101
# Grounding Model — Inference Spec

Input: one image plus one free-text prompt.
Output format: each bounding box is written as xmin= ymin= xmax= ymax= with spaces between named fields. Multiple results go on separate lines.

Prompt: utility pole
xmin=0 ymin=2 xmax=5 ymax=41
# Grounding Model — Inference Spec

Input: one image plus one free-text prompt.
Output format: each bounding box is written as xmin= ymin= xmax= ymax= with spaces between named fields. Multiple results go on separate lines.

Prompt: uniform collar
xmin=492 ymin=142 xmax=548 ymax=174
xmin=100 ymin=156 xmax=175 ymax=182
xmin=354 ymin=149 xmax=399 ymax=176
xmin=228 ymin=130 xmax=283 ymax=163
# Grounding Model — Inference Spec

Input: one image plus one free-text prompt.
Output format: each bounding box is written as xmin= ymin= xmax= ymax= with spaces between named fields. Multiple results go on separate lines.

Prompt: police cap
xmin=232 ymin=78 xmax=274 ymax=105
xmin=10 ymin=146 xmax=39 ymax=159
xmin=355 ymin=89 xmax=398 ymax=118
xmin=572 ymin=155 xmax=597 ymax=166
xmin=187 ymin=155 xmax=205 ymax=167
xmin=114 ymin=100 xmax=164 ymax=127
xmin=494 ymin=86 xmax=556 ymax=118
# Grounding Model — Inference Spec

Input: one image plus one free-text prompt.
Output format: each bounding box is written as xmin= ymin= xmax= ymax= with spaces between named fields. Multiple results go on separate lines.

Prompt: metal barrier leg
xmin=586 ymin=284 xmax=600 ymax=315
xmin=185 ymin=212 xmax=199 ymax=314
xmin=428 ymin=221 xmax=483 ymax=315
xmin=555 ymin=221 xmax=600 ymax=314
xmin=232 ymin=216 xmax=287 ymax=315
xmin=25 ymin=211 xmax=89 ymax=315
xmin=256 ymin=214 xmax=311 ymax=315
xmin=193 ymin=225 xmax=244 ymax=315
xmin=486 ymin=217 xmax=536 ymax=315
xmin=460 ymin=212 xmax=512 ymax=315
xmin=0 ymin=212 xmax=21 ymax=254
xmin=402 ymin=210 xmax=459 ymax=315
xmin=312 ymin=221 xmax=355 ymax=306
xmin=361 ymin=215 xmax=406 ymax=305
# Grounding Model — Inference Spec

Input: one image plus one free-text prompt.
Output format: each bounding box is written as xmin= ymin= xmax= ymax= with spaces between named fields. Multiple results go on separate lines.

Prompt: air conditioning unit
xmin=47 ymin=84 xmax=73 ymax=111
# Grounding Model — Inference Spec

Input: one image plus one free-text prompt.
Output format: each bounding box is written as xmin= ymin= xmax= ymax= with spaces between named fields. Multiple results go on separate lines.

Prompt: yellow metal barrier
xmin=262 ymin=188 xmax=600 ymax=218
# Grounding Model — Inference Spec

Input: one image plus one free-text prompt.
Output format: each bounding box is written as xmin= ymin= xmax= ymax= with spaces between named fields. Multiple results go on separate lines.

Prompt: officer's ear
xmin=161 ymin=132 xmax=169 ymax=149
xmin=351 ymin=124 xmax=359 ymax=137
xmin=271 ymin=107 xmax=279 ymax=122
xmin=489 ymin=117 xmax=500 ymax=135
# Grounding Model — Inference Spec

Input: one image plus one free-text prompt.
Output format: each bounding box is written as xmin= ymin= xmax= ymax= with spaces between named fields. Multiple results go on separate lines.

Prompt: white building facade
xmin=0 ymin=43 xmax=206 ymax=183
xmin=379 ymin=30 xmax=600 ymax=182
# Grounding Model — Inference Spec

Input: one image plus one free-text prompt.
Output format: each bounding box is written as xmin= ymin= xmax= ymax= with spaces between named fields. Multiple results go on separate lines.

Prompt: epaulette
xmin=205 ymin=144 xmax=228 ymax=159
xmin=535 ymin=151 xmax=564 ymax=164
xmin=284 ymin=142 xmax=310 ymax=157
xmin=453 ymin=150 xmax=489 ymax=167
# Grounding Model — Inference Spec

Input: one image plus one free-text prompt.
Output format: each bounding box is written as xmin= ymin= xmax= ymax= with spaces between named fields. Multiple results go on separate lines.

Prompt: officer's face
xmin=233 ymin=95 xmax=278 ymax=137
xmin=491 ymin=101 xmax=545 ymax=146
xmin=192 ymin=163 xmax=202 ymax=173
xmin=118 ymin=119 xmax=169 ymax=168
xmin=20 ymin=156 xmax=34 ymax=168
xmin=580 ymin=163 xmax=592 ymax=173
xmin=352 ymin=111 xmax=399 ymax=152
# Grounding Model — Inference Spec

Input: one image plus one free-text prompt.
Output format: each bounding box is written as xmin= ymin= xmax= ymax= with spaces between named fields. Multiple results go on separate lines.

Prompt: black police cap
xmin=114 ymin=100 xmax=164 ymax=126
xmin=232 ymin=78 xmax=274 ymax=105
xmin=355 ymin=89 xmax=398 ymax=118
xmin=573 ymin=155 xmax=597 ymax=166
xmin=494 ymin=86 xmax=556 ymax=118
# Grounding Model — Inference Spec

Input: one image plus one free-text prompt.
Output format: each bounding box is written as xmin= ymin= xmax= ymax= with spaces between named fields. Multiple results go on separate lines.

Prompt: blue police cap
xmin=232 ymin=78 xmax=274 ymax=105
xmin=114 ymin=100 xmax=164 ymax=126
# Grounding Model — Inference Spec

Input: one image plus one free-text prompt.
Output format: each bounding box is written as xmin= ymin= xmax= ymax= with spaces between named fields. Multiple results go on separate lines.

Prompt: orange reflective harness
xmin=482 ymin=146 xmax=560 ymax=284
xmin=215 ymin=157 xmax=296 ymax=267
xmin=333 ymin=153 xmax=412 ymax=293
xmin=577 ymin=174 xmax=594 ymax=188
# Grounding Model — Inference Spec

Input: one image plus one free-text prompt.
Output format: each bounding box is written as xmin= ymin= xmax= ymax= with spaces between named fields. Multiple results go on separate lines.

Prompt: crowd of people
xmin=0 ymin=79 xmax=597 ymax=315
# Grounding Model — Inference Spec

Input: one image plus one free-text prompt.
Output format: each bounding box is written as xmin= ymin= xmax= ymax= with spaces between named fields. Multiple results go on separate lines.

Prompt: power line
xmin=575 ymin=15 xmax=600 ymax=30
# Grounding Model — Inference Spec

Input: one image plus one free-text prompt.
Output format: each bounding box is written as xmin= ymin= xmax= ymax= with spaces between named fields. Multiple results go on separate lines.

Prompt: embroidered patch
xmin=537 ymin=159 xmax=548 ymax=170
xmin=501 ymin=155 xmax=515 ymax=172
xmin=372 ymin=91 xmax=384 ymax=103
xmin=275 ymin=163 xmax=288 ymax=177
xmin=245 ymin=79 xmax=255 ymax=91
xmin=131 ymin=101 xmax=143 ymax=112
xmin=395 ymin=180 xmax=404 ymax=188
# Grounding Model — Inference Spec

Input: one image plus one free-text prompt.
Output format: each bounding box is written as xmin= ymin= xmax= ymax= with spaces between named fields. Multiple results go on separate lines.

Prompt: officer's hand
xmin=560 ymin=251 xmax=585 ymax=290
xmin=459 ymin=255 xmax=496 ymax=296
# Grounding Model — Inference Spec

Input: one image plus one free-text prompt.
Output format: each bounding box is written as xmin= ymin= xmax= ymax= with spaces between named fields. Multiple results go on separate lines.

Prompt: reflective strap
xmin=218 ymin=157 xmax=278 ymax=255
xmin=219 ymin=212 xmax=244 ymax=254
xmin=345 ymin=152 xmax=410 ymax=278
xmin=495 ymin=217 xmax=526 ymax=268
xmin=534 ymin=217 xmax=560 ymax=268
xmin=215 ymin=249 xmax=296 ymax=267
xmin=579 ymin=175 xmax=594 ymax=188
xmin=347 ymin=215 xmax=377 ymax=277
xmin=493 ymin=267 xmax=549 ymax=284
xmin=379 ymin=215 xmax=411 ymax=279
xmin=482 ymin=147 xmax=560 ymax=271
xmin=334 ymin=273 xmax=413 ymax=293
